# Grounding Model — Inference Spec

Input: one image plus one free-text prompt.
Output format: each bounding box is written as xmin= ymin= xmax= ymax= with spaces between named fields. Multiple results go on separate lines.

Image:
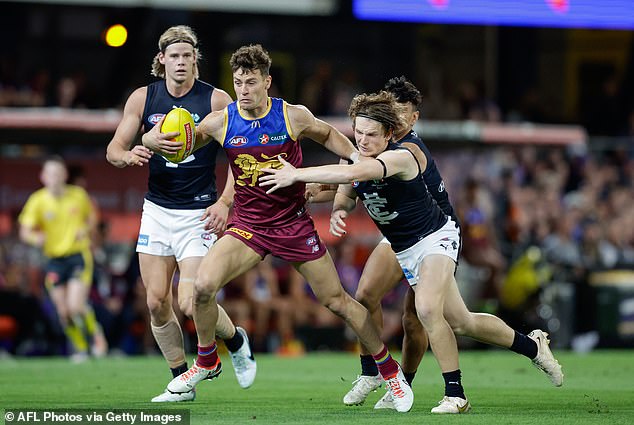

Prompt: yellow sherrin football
xmin=160 ymin=107 xmax=196 ymax=163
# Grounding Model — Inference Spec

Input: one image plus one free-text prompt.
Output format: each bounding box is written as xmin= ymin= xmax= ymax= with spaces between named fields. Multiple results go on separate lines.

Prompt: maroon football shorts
xmin=225 ymin=212 xmax=327 ymax=263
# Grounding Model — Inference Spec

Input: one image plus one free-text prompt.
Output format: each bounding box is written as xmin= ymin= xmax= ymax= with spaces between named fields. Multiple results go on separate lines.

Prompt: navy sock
xmin=224 ymin=328 xmax=245 ymax=353
xmin=443 ymin=369 xmax=465 ymax=399
xmin=360 ymin=354 xmax=379 ymax=376
xmin=510 ymin=331 xmax=538 ymax=359
xmin=404 ymin=371 xmax=416 ymax=386
xmin=171 ymin=362 xmax=188 ymax=378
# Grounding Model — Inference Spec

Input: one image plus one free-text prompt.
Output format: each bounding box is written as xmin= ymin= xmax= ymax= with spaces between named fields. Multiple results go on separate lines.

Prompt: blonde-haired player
xmin=106 ymin=25 xmax=256 ymax=402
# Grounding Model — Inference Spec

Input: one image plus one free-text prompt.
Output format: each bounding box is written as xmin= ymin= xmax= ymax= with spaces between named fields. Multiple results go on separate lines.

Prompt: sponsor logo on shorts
xmin=403 ymin=268 xmax=414 ymax=281
xmin=352 ymin=181 xmax=359 ymax=188
xmin=311 ymin=245 xmax=320 ymax=253
xmin=229 ymin=136 xmax=248 ymax=146
xmin=306 ymin=236 xmax=317 ymax=246
xmin=137 ymin=234 xmax=149 ymax=246
xmin=439 ymin=237 xmax=458 ymax=251
xmin=148 ymin=113 xmax=165 ymax=125
xmin=201 ymin=232 xmax=214 ymax=248
xmin=227 ymin=227 xmax=253 ymax=240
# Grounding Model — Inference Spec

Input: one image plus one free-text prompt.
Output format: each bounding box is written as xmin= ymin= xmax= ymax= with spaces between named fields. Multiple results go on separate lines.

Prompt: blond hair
xmin=151 ymin=25 xmax=201 ymax=79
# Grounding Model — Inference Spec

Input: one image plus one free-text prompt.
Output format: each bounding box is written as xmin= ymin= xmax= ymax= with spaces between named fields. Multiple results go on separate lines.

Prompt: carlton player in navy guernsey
xmin=106 ymin=25 xmax=257 ymax=402
xmin=142 ymin=44 xmax=415 ymax=412
xmin=260 ymin=91 xmax=564 ymax=414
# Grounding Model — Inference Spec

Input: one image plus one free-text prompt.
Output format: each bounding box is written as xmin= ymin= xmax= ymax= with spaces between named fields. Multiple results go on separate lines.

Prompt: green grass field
xmin=1 ymin=350 xmax=633 ymax=424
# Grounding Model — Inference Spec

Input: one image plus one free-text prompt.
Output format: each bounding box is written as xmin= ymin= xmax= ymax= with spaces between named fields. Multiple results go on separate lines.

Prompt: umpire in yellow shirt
xmin=19 ymin=156 xmax=99 ymax=360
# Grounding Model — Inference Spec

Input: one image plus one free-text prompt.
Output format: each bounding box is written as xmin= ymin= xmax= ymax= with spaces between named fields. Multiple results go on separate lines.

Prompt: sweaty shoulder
xmin=211 ymin=87 xmax=233 ymax=111
xmin=198 ymin=109 xmax=227 ymax=143
xmin=284 ymin=103 xmax=315 ymax=139
xmin=124 ymin=86 xmax=148 ymax=113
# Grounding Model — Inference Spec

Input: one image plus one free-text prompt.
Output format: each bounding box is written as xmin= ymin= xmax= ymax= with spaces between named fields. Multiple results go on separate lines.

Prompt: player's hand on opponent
xmin=304 ymin=183 xmax=322 ymax=203
xmin=141 ymin=115 xmax=182 ymax=156
xmin=330 ymin=209 xmax=349 ymax=237
xmin=260 ymin=156 xmax=297 ymax=194
xmin=201 ymin=200 xmax=230 ymax=235
xmin=124 ymin=145 xmax=153 ymax=167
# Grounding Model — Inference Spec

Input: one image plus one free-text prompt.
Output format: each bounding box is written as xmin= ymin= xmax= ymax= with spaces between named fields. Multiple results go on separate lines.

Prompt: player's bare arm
xmin=286 ymin=104 xmax=358 ymax=160
xmin=106 ymin=87 xmax=154 ymax=168
xmin=191 ymin=109 xmax=226 ymax=152
xmin=330 ymin=186 xmax=357 ymax=237
xmin=19 ymin=224 xmax=45 ymax=248
xmin=401 ymin=142 xmax=429 ymax=174
xmin=260 ymin=149 xmax=415 ymax=194
xmin=211 ymin=88 xmax=233 ymax=111
xmin=201 ymin=166 xmax=235 ymax=234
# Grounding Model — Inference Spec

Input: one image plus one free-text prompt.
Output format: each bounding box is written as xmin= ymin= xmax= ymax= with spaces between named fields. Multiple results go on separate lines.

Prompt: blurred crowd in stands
xmin=1 ymin=143 xmax=633 ymax=357
xmin=3 ymin=59 xmax=634 ymax=138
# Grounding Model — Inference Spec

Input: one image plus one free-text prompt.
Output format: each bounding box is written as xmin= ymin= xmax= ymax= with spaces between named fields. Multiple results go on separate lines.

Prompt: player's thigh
xmin=196 ymin=235 xmax=262 ymax=291
xmin=48 ymin=285 xmax=68 ymax=318
xmin=441 ymin=275 xmax=472 ymax=329
xmin=295 ymin=250 xmax=345 ymax=304
xmin=139 ymin=253 xmax=178 ymax=301
xmin=358 ymin=241 xmax=403 ymax=299
xmin=416 ymin=254 xmax=456 ymax=308
xmin=66 ymin=278 xmax=89 ymax=314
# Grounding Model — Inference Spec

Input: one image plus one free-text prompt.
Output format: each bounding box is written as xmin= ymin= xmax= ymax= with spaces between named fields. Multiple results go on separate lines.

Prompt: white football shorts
xmin=395 ymin=218 xmax=460 ymax=287
xmin=136 ymin=199 xmax=217 ymax=262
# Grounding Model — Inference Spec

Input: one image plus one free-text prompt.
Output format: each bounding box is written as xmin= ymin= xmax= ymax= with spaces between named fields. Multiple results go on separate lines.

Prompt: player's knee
xmin=448 ymin=314 xmax=474 ymax=337
xmin=323 ymin=293 xmax=347 ymax=317
xmin=402 ymin=309 xmax=423 ymax=334
xmin=415 ymin=301 xmax=441 ymax=327
xmin=56 ymin=308 xmax=69 ymax=324
xmin=67 ymin=304 xmax=85 ymax=318
xmin=355 ymin=286 xmax=381 ymax=311
xmin=193 ymin=277 xmax=218 ymax=305
xmin=146 ymin=294 xmax=170 ymax=320
xmin=178 ymin=298 xmax=193 ymax=318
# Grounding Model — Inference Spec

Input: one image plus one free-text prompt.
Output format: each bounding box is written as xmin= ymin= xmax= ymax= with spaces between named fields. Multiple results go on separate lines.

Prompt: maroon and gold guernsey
xmin=221 ymin=97 xmax=306 ymax=227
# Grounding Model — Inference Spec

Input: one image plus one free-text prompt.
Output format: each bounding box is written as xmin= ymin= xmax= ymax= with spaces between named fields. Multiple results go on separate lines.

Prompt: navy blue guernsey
xmin=352 ymin=142 xmax=448 ymax=253
xmin=397 ymin=130 xmax=459 ymax=225
xmin=142 ymin=80 xmax=220 ymax=209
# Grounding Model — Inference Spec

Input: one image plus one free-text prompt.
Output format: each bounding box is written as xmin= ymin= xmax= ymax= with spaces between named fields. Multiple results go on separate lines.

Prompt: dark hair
xmin=230 ymin=44 xmax=272 ymax=77
xmin=384 ymin=76 xmax=422 ymax=110
xmin=348 ymin=91 xmax=402 ymax=135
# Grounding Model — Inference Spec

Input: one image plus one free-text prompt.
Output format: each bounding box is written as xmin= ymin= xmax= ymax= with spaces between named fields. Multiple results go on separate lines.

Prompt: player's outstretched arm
xmin=260 ymin=152 xmax=404 ymax=194
xmin=286 ymin=104 xmax=358 ymax=161
xmin=106 ymin=87 xmax=154 ymax=168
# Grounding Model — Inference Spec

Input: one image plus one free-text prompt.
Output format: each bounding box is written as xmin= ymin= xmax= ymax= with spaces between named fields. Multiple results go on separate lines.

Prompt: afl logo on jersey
xmin=259 ymin=134 xmax=270 ymax=144
xmin=229 ymin=136 xmax=248 ymax=146
xmin=149 ymin=113 xmax=165 ymax=125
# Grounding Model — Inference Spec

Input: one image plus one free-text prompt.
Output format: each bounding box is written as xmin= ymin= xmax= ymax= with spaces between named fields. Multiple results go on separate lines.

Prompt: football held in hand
xmin=161 ymin=107 xmax=196 ymax=163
